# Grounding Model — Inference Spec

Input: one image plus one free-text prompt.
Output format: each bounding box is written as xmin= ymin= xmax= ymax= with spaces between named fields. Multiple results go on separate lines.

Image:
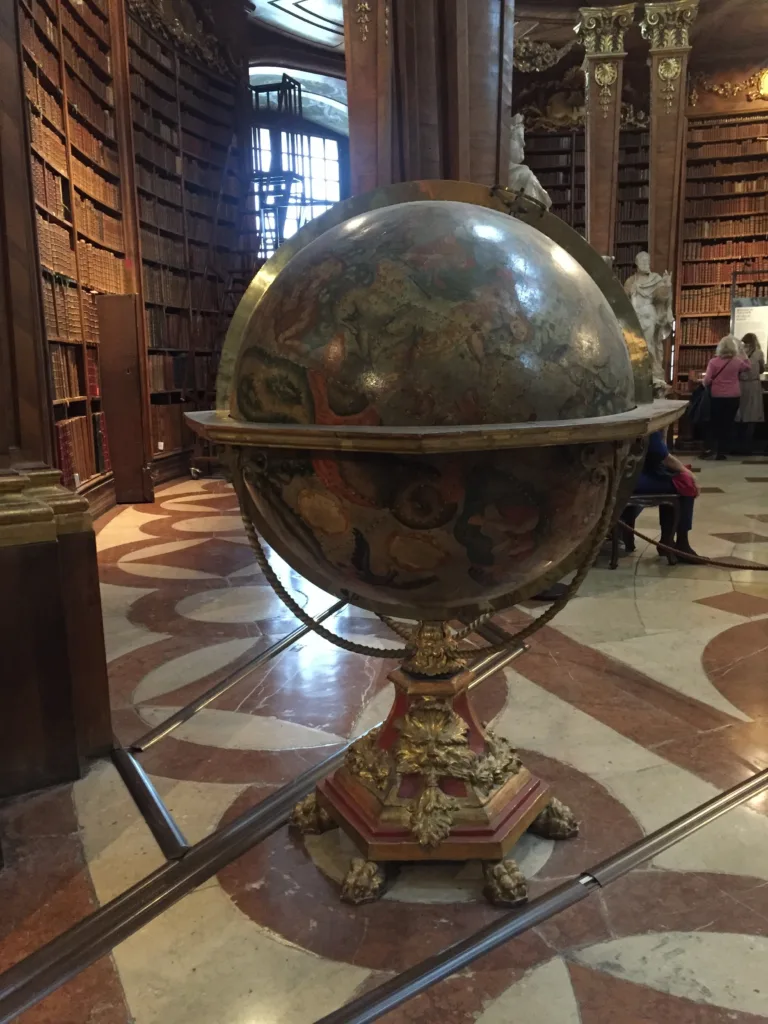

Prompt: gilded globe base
xmin=290 ymin=637 xmax=579 ymax=906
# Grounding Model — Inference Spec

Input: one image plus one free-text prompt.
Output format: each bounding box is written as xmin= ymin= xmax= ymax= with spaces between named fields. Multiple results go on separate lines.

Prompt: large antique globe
xmin=191 ymin=181 xmax=675 ymax=622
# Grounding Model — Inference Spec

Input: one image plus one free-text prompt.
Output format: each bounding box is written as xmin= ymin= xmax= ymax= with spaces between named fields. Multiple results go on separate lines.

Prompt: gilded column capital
xmin=0 ymin=471 xmax=57 ymax=548
xmin=640 ymin=0 xmax=699 ymax=50
xmin=20 ymin=467 xmax=93 ymax=536
xmin=576 ymin=4 xmax=636 ymax=56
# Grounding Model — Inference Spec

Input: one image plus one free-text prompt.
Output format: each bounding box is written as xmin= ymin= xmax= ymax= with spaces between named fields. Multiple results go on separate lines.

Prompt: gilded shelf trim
xmin=689 ymin=69 xmax=768 ymax=107
xmin=513 ymin=39 xmax=579 ymax=73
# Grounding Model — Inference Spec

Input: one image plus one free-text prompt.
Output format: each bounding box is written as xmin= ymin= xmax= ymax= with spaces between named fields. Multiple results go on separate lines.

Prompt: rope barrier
xmin=615 ymin=520 xmax=768 ymax=571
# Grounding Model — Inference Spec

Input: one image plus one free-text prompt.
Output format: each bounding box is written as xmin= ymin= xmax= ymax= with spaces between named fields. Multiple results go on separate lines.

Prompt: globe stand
xmin=289 ymin=623 xmax=578 ymax=906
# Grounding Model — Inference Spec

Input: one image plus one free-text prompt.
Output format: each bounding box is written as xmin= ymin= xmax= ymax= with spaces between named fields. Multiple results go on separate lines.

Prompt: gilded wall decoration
xmin=658 ymin=55 xmax=682 ymax=113
xmin=640 ymin=0 xmax=699 ymax=50
xmin=127 ymin=0 xmax=235 ymax=75
xmin=513 ymin=38 xmax=579 ymax=74
xmin=576 ymin=3 xmax=636 ymax=56
xmin=594 ymin=61 xmax=619 ymax=117
xmin=689 ymin=69 xmax=768 ymax=107
xmin=355 ymin=1 xmax=372 ymax=42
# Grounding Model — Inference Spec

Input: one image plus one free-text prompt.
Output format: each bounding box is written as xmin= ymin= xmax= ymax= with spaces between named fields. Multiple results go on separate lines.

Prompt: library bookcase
xmin=615 ymin=127 xmax=649 ymax=284
xmin=674 ymin=111 xmax=768 ymax=391
xmin=524 ymin=129 xmax=585 ymax=236
xmin=18 ymin=0 xmax=251 ymax=501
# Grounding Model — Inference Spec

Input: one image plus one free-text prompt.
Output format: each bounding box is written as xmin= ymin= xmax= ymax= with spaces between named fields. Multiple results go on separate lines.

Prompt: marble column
xmin=577 ymin=4 xmax=636 ymax=257
xmin=0 ymin=4 xmax=111 ymax=799
xmin=342 ymin=0 xmax=515 ymax=192
xmin=641 ymin=0 xmax=699 ymax=279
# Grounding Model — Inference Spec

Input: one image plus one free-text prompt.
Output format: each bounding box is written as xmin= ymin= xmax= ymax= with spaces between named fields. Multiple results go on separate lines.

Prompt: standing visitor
xmin=736 ymin=332 xmax=765 ymax=455
xmin=701 ymin=335 xmax=751 ymax=460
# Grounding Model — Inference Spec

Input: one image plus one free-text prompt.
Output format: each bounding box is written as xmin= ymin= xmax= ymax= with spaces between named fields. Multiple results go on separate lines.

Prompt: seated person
xmin=619 ymin=430 xmax=698 ymax=562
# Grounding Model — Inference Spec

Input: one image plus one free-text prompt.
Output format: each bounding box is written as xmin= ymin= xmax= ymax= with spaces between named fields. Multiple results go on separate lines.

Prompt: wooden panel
xmin=98 ymin=293 xmax=153 ymax=503
xmin=0 ymin=539 xmax=81 ymax=797
xmin=648 ymin=49 xmax=690 ymax=277
xmin=584 ymin=56 xmax=625 ymax=256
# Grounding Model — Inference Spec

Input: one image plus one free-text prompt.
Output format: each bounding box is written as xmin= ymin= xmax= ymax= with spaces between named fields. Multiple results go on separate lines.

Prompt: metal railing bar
xmin=111 ymin=746 xmax=189 ymax=861
xmin=314 ymin=765 xmax=768 ymax=1024
xmin=0 ymin=633 xmax=522 ymax=1022
xmin=130 ymin=599 xmax=347 ymax=752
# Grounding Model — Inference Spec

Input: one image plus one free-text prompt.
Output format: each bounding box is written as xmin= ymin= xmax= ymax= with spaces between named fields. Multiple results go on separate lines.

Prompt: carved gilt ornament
xmin=576 ymin=3 xmax=636 ymax=56
xmin=689 ymin=69 xmax=768 ymax=107
xmin=355 ymin=0 xmax=372 ymax=42
xmin=640 ymin=0 xmax=699 ymax=50
xmin=658 ymin=55 xmax=682 ymax=113
xmin=594 ymin=61 xmax=619 ymax=117
xmin=513 ymin=38 xmax=579 ymax=73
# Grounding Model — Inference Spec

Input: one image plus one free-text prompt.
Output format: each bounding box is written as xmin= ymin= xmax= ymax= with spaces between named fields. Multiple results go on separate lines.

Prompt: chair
xmin=610 ymin=494 xmax=681 ymax=569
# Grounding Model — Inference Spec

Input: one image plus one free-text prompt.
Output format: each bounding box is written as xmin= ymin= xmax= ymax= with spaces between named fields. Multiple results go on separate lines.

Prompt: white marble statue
xmin=507 ymin=114 xmax=552 ymax=210
xmin=624 ymin=250 xmax=674 ymax=393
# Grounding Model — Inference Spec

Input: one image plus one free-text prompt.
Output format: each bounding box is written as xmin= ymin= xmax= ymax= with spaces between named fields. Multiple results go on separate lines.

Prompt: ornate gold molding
xmin=640 ymin=0 xmax=698 ymax=50
xmin=576 ymin=3 xmax=636 ymax=56
xmin=513 ymin=38 xmax=579 ymax=73
xmin=126 ymin=0 xmax=236 ymax=76
xmin=0 ymin=472 xmax=57 ymax=548
xmin=689 ymin=69 xmax=768 ymax=107
xmin=657 ymin=55 xmax=682 ymax=113
xmin=595 ymin=61 xmax=619 ymax=117
xmin=355 ymin=1 xmax=372 ymax=42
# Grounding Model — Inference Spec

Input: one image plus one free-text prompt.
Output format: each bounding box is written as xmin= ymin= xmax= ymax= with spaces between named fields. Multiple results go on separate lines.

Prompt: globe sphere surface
xmin=231 ymin=197 xmax=637 ymax=619
xmin=233 ymin=200 xmax=635 ymax=427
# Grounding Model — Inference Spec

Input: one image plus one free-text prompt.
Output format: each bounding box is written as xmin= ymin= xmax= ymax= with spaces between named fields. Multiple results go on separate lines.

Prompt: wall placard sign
xmin=732 ymin=298 xmax=768 ymax=360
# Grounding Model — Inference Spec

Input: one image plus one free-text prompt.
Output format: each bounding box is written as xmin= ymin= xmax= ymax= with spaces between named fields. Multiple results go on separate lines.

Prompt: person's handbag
xmin=671 ymin=467 xmax=699 ymax=498
xmin=687 ymin=361 xmax=726 ymax=426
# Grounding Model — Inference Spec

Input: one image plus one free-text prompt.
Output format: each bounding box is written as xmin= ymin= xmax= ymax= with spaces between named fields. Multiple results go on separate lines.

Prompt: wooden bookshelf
xmin=615 ymin=128 xmax=649 ymax=283
xmin=674 ymin=113 xmax=768 ymax=391
xmin=524 ymin=130 xmax=585 ymax=236
xmin=125 ymin=12 xmax=245 ymax=465
xmin=21 ymin=0 xmax=121 ymax=490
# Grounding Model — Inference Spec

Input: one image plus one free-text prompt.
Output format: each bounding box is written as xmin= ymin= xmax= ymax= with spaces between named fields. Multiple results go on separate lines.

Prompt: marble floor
xmin=2 ymin=459 xmax=768 ymax=1023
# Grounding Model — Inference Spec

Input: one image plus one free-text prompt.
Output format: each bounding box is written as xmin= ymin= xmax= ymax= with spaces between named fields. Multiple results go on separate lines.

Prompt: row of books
xmin=66 ymin=0 xmax=110 ymax=48
xmin=86 ymin=347 xmax=100 ymax=396
xmin=83 ymin=291 xmax=100 ymax=342
xmin=30 ymin=114 xmax=68 ymax=176
xmin=689 ymin=140 xmax=768 ymax=160
xmin=179 ymin=83 xmax=233 ymax=126
xmin=42 ymin=275 xmax=82 ymax=338
xmin=26 ymin=0 xmax=57 ymax=49
xmin=618 ymin=184 xmax=649 ymax=201
xmin=135 ymin=131 xmax=181 ymax=176
xmin=63 ymin=42 xmax=113 ymax=109
xmin=146 ymin=307 xmax=192 ymax=349
xmin=77 ymin=239 xmax=126 ymax=292
xmin=127 ymin=18 xmax=175 ymax=80
xmin=32 ymin=155 xmax=70 ymax=221
xmin=141 ymin=230 xmax=185 ymax=268
xmin=526 ymin=135 xmax=580 ymax=153
xmin=148 ymin=352 xmax=189 ymax=392
xmin=677 ymin=347 xmax=713 ymax=372
xmin=72 ymin=155 xmax=121 ymax=210
xmin=618 ymin=200 xmax=648 ymax=220
xmin=683 ymin=215 xmax=768 ymax=240
xmin=680 ymin=316 xmax=730 ymax=347
xmin=136 ymin=164 xmax=183 ymax=206
xmin=21 ymin=14 xmax=61 ymax=90
xmin=75 ymin=195 xmax=124 ymax=250
xmin=685 ymin=197 xmax=768 ymax=218
xmin=682 ymin=238 xmax=768 ymax=261
xmin=50 ymin=343 xmax=83 ymax=400
xmin=37 ymin=213 xmax=77 ymax=277
xmin=130 ymin=73 xmax=177 ymax=125
xmin=615 ymin=224 xmax=648 ymax=243
xmin=178 ymin=63 xmax=235 ymax=112
xmin=25 ymin=66 xmax=64 ymax=131
xmin=134 ymin=111 xmax=179 ymax=148
xmin=55 ymin=415 xmax=93 ymax=488
xmin=689 ymin=121 xmax=768 ymax=144
xmin=183 ymin=113 xmax=231 ymax=148
xmin=526 ymin=153 xmax=583 ymax=170
xmin=680 ymin=259 xmax=768 ymax=285
xmin=618 ymin=168 xmax=649 ymax=184
xmin=690 ymin=159 xmax=768 ymax=179
xmin=143 ymin=265 xmax=189 ymax=306
xmin=67 ymin=114 xmax=120 ymax=176
xmin=686 ymin=176 xmax=768 ymax=198
xmin=93 ymin=410 xmax=111 ymax=474
xmin=60 ymin=4 xmax=110 ymax=77
xmin=184 ymin=159 xmax=239 ymax=197
xmin=67 ymin=74 xmax=116 ymax=140
xmin=138 ymin=194 xmax=184 ymax=234
xmin=679 ymin=285 xmax=732 ymax=314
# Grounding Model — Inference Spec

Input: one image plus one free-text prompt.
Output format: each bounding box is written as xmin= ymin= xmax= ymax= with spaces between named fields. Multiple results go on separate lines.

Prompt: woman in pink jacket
xmin=702 ymin=335 xmax=751 ymax=460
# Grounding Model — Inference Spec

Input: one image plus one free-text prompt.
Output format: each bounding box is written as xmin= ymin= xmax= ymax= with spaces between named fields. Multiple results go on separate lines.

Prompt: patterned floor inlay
xmin=2 ymin=463 xmax=768 ymax=1023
